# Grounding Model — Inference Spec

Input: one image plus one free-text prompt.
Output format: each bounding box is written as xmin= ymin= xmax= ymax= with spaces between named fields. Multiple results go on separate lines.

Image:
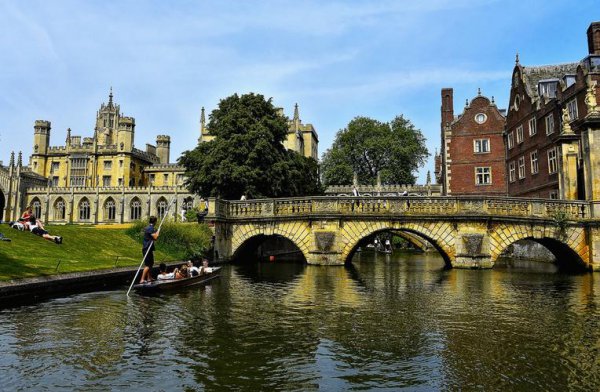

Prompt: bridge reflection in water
xmin=208 ymin=196 xmax=599 ymax=271
xmin=3 ymin=252 xmax=599 ymax=390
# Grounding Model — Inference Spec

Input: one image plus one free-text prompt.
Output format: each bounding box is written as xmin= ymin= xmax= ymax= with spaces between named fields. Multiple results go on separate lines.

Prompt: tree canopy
xmin=179 ymin=93 xmax=322 ymax=200
xmin=321 ymin=115 xmax=429 ymax=186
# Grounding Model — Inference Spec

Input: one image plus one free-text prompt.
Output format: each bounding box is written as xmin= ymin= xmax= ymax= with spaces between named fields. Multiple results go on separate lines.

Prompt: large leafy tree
xmin=321 ymin=115 xmax=429 ymax=186
xmin=179 ymin=93 xmax=321 ymax=199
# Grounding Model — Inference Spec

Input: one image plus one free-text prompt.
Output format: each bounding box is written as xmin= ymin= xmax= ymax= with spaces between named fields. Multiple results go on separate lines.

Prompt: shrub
xmin=126 ymin=220 xmax=213 ymax=260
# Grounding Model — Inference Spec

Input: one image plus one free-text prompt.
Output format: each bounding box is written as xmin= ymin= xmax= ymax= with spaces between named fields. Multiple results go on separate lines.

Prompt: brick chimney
xmin=441 ymin=88 xmax=454 ymax=129
xmin=587 ymin=22 xmax=600 ymax=55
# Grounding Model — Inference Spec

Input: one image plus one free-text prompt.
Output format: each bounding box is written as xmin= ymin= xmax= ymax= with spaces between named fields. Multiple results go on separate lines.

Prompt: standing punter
xmin=140 ymin=216 xmax=160 ymax=284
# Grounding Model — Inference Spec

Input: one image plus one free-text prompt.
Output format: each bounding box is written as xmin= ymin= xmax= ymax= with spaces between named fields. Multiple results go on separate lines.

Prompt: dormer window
xmin=563 ymin=74 xmax=576 ymax=88
xmin=538 ymin=80 xmax=558 ymax=98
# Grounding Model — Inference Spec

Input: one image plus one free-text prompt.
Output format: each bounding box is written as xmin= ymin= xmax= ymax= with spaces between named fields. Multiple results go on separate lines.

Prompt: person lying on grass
xmin=28 ymin=216 xmax=62 ymax=244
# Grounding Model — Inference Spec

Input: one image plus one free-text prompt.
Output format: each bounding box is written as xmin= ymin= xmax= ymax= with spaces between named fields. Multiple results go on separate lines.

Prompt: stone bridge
xmin=206 ymin=196 xmax=600 ymax=271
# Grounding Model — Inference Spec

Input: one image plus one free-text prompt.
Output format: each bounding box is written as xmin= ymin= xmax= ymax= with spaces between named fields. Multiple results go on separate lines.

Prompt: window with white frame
xmin=545 ymin=114 xmax=554 ymax=135
xmin=51 ymin=162 xmax=60 ymax=174
xmin=516 ymin=125 xmax=524 ymax=144
xmin=507 ymin=132 xmax=514 ymax=149
xmin=549 ymin=190 xmax=559 ymax=199
xmin=548 ymin=148 xmax=558 ymax=174
xmin=528 ymin=117 xmax=537 ymax=136
xmin=566 ymin=99 xmax=578 ymax=121
xmin=518 ymin=156 xmax=525 ymax=179
xmin=530 ymin=150 xmax=539 ymax=174
xmin=103 ymin=160 xmax=112 ymax=171
xmin=509 ymin=161 xmax=516 ymax=182
xmin=475 ymin=167 xmax=491 ymax=185
xmin=474 ymin=139 xmax=490 ymax=153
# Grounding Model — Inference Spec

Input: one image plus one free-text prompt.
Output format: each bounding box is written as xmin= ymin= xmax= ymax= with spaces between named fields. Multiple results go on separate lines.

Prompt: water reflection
xmin=1 ymin=252 xmax=600 ymax=390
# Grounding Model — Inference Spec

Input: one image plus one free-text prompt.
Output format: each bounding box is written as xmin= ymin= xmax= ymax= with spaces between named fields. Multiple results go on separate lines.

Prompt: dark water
xmin=1 ymin=252 xmax=600 ymax=391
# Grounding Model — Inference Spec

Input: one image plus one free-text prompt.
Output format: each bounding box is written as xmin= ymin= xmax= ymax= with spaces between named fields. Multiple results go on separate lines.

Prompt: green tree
xmin=179 ymin=93 xmax=321 ymax=199
xmin=321 ymin=115 xmax=429 ymax=186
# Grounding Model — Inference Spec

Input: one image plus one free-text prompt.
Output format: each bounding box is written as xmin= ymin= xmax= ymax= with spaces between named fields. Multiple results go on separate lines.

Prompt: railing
xmin=212 ymin=196 xmax=592 ymax=221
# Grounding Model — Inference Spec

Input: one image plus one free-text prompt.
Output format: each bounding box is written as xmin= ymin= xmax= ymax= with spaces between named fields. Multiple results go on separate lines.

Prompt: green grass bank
xmin=0 ymin=222 xmax=212 ymax=281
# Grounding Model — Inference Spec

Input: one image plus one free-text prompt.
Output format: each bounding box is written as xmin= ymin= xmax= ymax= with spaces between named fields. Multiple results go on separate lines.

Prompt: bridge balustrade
xmin=214 ymin=196 xmax=591 ymax=221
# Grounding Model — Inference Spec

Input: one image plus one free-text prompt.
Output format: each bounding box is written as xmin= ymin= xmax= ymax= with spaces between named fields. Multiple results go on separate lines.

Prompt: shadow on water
xmin=232 ymin=258 xmax=307 ymax=284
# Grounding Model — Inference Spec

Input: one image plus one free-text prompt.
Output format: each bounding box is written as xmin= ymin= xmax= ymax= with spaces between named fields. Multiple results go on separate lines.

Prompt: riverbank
xmin=0 ymin=224 xmax=180 ymax=281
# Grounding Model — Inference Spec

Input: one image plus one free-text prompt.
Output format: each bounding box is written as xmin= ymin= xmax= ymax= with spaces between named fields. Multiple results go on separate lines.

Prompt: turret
xmin=31 ymin=120 xmax=50 ymax=176
xmin=117 ymin=117 xmax=135 ymax=152
xmin=33 ymin=120 xmax=51 ymax=155
xmin=156 ymin=135 xmax=171 ymax=164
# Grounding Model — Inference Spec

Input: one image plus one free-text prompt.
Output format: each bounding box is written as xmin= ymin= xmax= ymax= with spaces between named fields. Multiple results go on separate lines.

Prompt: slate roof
xmin=520 ymin=62 xmax=579 ymax=100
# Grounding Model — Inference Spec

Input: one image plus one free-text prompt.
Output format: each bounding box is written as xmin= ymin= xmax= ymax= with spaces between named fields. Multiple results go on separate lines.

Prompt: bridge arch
xmin=489 ymin=223 xmax=589 ymax=270
xmin=230 ymin=222 xmax=312 ymax=263
xmin=339 ymin=220 xmax=455 ymax=266
xmin=232 ymin=234 xmax=307 ymax=262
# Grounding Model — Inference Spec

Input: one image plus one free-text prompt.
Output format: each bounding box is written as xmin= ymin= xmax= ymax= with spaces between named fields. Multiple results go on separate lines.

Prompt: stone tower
xmin=117 ymin=117 xmax=135 ymax=152
xmin=32 ymin=120 xmax=51 ymax=176
xmin=156 ymin=135 xmax=171 ymax=164
xmin=95 ymin=88 xmax=120 ymax=146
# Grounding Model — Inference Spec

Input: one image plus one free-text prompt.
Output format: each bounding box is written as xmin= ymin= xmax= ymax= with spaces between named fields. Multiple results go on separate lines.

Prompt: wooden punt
xmin=132 ymin=267 xmax=221 ymax=294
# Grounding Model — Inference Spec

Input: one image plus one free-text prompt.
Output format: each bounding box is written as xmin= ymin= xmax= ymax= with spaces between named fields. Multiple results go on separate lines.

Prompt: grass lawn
xmin=0 ymin=224 xmax=182 ymax=281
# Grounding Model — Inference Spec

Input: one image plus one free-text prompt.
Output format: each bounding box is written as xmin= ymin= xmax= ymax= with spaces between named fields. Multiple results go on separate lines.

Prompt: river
xmin=1 ymin=251 xmax=599 ymax=391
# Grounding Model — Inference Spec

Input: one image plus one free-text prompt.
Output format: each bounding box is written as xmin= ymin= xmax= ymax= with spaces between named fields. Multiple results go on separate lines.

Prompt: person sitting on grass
xmin=28 ymin=216 xmax=62 ymax=244
xmin=157 ymin=263 xmax=176 ymax=280
xmin=19 ymin=206 xmax=33 ymax=223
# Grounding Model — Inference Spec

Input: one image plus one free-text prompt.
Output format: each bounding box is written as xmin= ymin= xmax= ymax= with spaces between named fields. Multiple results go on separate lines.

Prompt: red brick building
xmin=506 ymin=22 xmax=600 ymax=200
xmin=437 ymin=88 xmax=507 ymax=196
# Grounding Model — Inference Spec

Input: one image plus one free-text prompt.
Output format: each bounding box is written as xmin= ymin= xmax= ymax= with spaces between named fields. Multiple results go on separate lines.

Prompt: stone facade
xmin=437 ymin=88 xmax=507 ymax=196
xmin=506 ymin=22 xmax=600 ymax=200
xmin=0 ymin=90 xmax=199 ymax=224
xmin=199 ymin=103 xmax=319 ymax=160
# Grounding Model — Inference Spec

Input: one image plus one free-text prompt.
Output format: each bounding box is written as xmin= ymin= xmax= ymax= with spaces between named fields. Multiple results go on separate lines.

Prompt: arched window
xmin=130 ymin=198 xmax=142 ymax=221
xmin=157 ymin=197 xmax=168 ymax=220
xmin=54 ymin=198 xmax=66 ymax=220
xmin=31 ymin=198 xmax=42 ymax=219
xmin=104 ymin=198 xmax=116 ymax=221
xmin=79 ymin=198 xmax=91 ymax=221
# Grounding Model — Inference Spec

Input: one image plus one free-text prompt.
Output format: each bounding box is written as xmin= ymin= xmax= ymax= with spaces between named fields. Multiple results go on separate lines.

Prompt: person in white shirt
xmin=157 ymin=263 xmax=176 ymax=280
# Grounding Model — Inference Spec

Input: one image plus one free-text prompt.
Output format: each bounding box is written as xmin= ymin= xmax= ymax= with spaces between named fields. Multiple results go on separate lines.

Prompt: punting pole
xmin=126 ymin=198 xmax=176 ymax=296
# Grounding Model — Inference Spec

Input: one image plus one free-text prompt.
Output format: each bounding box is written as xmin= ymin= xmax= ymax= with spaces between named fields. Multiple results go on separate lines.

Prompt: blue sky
xmin=0 ymin=0 xmax=596 ymax=183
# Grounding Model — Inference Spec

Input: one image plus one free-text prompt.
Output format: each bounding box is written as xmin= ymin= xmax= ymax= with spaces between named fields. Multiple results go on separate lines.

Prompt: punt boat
xmin=132 ymin=267 xmax=221 ymax=294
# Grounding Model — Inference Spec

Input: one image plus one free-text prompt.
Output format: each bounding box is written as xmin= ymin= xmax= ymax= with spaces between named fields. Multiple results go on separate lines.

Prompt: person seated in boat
xmin=157 ymin=263 xmax=176 ymax=280
xmin=175 ymin=264 xmax=189 ymax=279
xmin=28 ymin=216 xmax=62 ymax=244
xmin=189 ymin=260 xmax=201 ymax=277
xmin=201 ymin=259 xmax=213 ymax=274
